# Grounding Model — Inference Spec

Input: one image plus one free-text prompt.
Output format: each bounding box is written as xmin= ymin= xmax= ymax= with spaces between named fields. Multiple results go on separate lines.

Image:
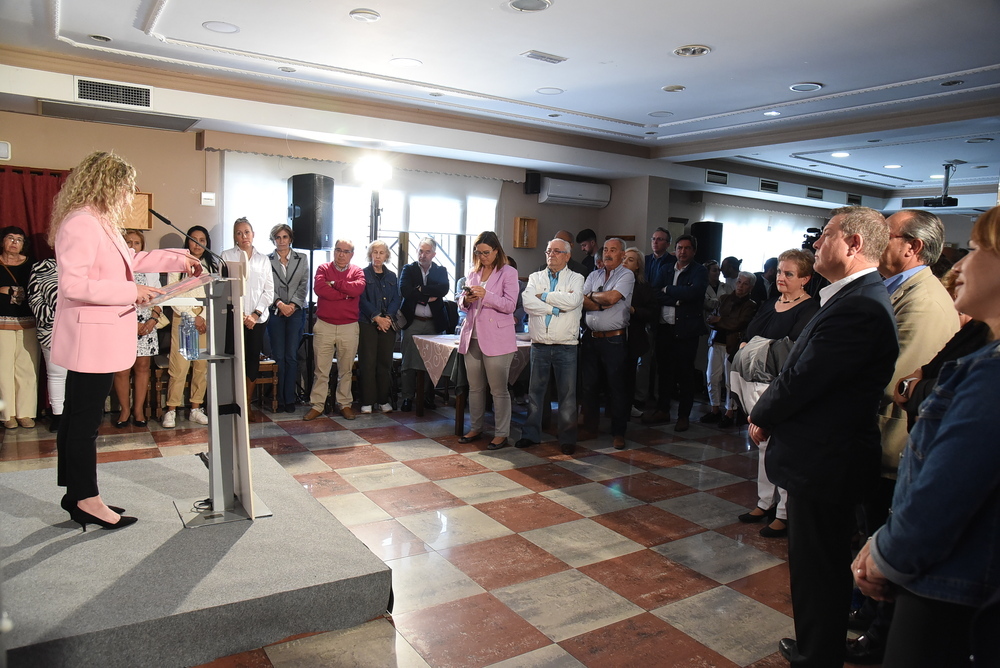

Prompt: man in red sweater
xmin=304 ymin=239 xmax=366 ymax=420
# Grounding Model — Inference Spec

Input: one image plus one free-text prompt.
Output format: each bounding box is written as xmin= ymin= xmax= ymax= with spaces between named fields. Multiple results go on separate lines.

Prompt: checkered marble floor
xmin=1 ymin=402 xmax=823 ymax=667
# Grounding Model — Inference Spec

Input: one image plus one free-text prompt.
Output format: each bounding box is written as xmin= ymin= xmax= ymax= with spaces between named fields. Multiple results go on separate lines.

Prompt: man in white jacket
xmin=516 ymin=238 xmax=585 ymax=454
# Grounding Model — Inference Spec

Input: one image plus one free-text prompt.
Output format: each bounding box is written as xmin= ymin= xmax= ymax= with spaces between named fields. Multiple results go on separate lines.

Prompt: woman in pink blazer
xmin=50 ymin=151 xmax=200 ymax=531
xmin=458 ymin=231 xmax=518 ymax=449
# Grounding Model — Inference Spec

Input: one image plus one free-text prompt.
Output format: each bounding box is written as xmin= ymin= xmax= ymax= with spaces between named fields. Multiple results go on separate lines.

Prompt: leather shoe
xmin=699 ymin=411 xmax=721 ymax=424
xmin=340 ymin=405 xmax=356 ymax=420
xmin=613 ymin=436 xmax=626 ymax=450
xmin=515 ymin=438 xmax=537 ymax=449
xmin=303 ymin=408 xmax=323 ymax=421
xmin=845 ymin=632 xmax=885 ymax=665
xmin=458 ymin=432 xmax=482 ymax=444
xmin=738 ymin=507 xmax=769 ymax=523
xmin=641 ymin=410 xmax=671 ymax=425
xmin=778 ymin=638 xmax=800 ymax=662
xmin=401 ymin=399 xmax=413 ymax=412
xmin=674 ymin=416 xmax=690 ymax=432
xmin=759 ymin=519 xmax=788 ymax=538
xmin=560 ymin=443 xmax=576 ymax=455
xmin=487 ymin=438 xmax=507 ymax=450
xmin=847 ymin=607 xmax=875 ymax=631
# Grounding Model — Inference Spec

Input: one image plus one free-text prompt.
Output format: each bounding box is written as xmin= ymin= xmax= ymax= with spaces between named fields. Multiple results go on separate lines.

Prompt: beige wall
xmin=1 ymin=111 xmax=222 ymax=251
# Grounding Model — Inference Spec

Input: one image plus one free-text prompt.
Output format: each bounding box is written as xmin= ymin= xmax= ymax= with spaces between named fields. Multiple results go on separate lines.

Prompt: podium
xmin=160 ymin=260 xmax=272 ymax=527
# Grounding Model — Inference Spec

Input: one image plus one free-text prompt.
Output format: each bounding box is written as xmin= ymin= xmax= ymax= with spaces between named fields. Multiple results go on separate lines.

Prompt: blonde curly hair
xmin=49 ymin=151 xmax=137 ymax=246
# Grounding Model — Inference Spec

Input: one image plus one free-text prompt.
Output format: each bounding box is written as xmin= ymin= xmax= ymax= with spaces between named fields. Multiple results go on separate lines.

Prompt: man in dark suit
xmin=751 ymin=256 xmax=778 ymax=305
xmin=748 ymin=207 xmax=899 ymax=667
xmin=399 ymin=236 xmax=450 ymax=411
xmin=642 ymin=234 xmax=708 ymax=432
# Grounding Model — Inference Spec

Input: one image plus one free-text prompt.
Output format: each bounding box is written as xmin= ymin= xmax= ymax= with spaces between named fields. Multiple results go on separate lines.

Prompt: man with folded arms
xmin=517 ymin=238 xmax=584 ymax=455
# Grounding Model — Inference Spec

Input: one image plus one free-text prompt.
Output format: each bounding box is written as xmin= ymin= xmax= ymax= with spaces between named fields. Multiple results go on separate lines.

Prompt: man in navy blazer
xmin=749 ymin=207 xmax=899 ymax=667
xmin=399 ymin=237 xmax=450 ymax=410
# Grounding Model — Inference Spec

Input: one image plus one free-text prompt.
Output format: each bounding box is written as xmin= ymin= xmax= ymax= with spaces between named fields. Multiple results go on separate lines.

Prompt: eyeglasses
xmin=544 ymin=249 xmax=567 ymax=255
xmin=4 ymin=236 xmax=25 ymax=244
xmin=473 ymin=249 xmax=495 ymax=257
xmin=334 ymin=248 xmax=354 ymax=254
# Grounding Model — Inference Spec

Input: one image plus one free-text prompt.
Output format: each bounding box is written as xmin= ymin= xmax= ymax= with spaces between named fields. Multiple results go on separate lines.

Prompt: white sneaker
xmin=162 ymin=409 xmax=176 ymax=428
xmin=630 ymin=405 xmax=643 ymax=418
xmin=189 ymin=407 xmax=209 ymax=425
xmin=361 ymin=405 xmax=373 ymax=414
xmin=378 ymin=403 xmax=393 ymax=413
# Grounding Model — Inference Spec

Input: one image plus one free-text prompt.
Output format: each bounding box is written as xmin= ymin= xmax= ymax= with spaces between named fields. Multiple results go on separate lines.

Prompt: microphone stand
xmin=149 ymin=208 xmax=228 ymax=278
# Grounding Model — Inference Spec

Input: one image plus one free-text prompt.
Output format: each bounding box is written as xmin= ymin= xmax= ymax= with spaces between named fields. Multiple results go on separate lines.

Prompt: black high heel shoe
xmin=132 ymin=418 xmax=148 ymax=428
xmin=114 ymin=416 xmax=131 ymax=428
xmin=70 ymin=507 xmax=137 ymax=531
xmin=61 ymin=495 xmax=124 ymax=516
xmin=458 ymin=432 xmax=483 ymax=444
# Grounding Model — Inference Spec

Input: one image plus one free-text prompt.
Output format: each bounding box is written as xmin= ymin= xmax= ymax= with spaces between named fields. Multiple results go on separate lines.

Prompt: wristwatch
xmin=252 ymin=309 xmax=262 ymax=318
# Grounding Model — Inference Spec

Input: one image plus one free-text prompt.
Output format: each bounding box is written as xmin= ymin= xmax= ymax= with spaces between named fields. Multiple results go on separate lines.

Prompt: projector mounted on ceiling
xmin=924 ymin=160 xmax=965 ymax=208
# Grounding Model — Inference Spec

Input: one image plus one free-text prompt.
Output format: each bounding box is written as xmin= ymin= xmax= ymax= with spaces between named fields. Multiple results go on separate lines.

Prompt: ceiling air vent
xmin=76 ymin=77 xmax=151 ymax=108
xmin=706 ymin=170 xmax=728 ymax=185
xmin=759 ymin=179 xmax=779 ymax=193
xmin=847 ymin=193 xmax=863 ymax=205
xmin=520 ymin=50 xmax=567 ymax=64
xmin=806 ymin=187 xmax=824 ymax=200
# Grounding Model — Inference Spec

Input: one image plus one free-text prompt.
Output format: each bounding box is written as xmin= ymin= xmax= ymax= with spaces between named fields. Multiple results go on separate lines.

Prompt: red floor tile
xmin=747 ymin=653 xmax=789 ymax=668
xmin=96 ymin=448 xmax=161 ymax=463
xmin=607 ymin=447 xmax=686 ymax=471
xmin=714 ymin=522 xmax=789 ymax=561
xmin=349 ymin=518 xmax=430 ymax=560
xmin=728 ymin=563 xmax=793 ymax=617
xmin=394 ymin=593 xmax=551 ymax=668
xmin=591 ymin=505 xmax=705 ymax=547
xmin=702 ymin=453 xmax=758 ymax=478
xmin=599 ymin=472 xmax=696 ymax=503
xmin=250 ymin=435 xmax=310 ymax=456
xmin=433 ymin=434 xmax=489 ymax=453
xmin=278 ymin=417 xmax=345 ymax=435
xmin=192 ymin=648 xmax=273 ymax=668
xmin=313 ymin=444 xmax=396 ymax=470
xmin=293 ymin=470 xmax=356 ymax=498
xmin=0 ymin=438 xmax=57 ymax=460
xmin=364 ymin=481 xmax=465 ymax=517
xmin=706 ymin=480 xmax=760 ymax=508
xmin=498 ymin=463 xmax=593 ymax=492
xmin=475 ymin=493 xmax=584 ymax=532
xmin=351 ymin=424 xmax=426 ymax=444
xmin=578 ymin=551 xmax=718 ymax=610
xmin=151 ymin=427 xmax=210 ymax=446
xmin=439 ymin=534 xmax=570 ymax=590
xmin=559 ymin=612 xmax=739 ymax=668
xmin=405 ymin=454 xmax=492 ymax=480
xmin=527 ymin=441 xmax=594 ymax=461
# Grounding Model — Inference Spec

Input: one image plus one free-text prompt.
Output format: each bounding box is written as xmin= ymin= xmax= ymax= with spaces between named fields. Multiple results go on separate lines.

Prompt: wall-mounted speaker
xmin=524 ymin=172 xmax=541 ymax=195
xmin=288 ymin=173 xmax=334 ymax=250
xmin=690 ymin=220 xmax=723 ymax=264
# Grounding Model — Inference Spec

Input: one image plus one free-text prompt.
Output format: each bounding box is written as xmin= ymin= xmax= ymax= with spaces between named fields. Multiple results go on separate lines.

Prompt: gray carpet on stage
xmin=0 ymin=449 xmax=392 ymax=668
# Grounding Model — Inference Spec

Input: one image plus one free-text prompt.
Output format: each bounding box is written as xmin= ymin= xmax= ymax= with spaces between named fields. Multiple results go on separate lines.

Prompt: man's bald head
xmin=555 ymin=230 xmax=574 ymax=248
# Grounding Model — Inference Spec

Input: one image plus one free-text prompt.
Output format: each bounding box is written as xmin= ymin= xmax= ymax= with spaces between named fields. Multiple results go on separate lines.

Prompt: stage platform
xmin=0 ymin=448 xmax=392 ymax=668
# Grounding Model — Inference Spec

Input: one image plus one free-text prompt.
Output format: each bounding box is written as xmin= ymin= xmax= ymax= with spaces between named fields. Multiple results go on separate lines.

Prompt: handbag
xmin=390 ymin=309 xmax=407 ymax=332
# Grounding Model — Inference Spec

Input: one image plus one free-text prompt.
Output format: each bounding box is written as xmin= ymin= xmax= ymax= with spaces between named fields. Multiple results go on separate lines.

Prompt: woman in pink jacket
xmin=458 ymin=231 xmax=518 ymax=450
xmin=50 ymin=151 xmax=200 ymax=531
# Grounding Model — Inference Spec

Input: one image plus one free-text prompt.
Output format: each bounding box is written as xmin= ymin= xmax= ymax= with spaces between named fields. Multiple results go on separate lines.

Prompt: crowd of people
xmin=8 ymin=149 xmax=1000 ymax=666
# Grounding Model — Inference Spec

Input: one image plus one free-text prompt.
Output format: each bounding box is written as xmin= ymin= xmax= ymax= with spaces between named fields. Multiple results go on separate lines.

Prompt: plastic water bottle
xmin=180 ymin=313 xmax=200 ymax=360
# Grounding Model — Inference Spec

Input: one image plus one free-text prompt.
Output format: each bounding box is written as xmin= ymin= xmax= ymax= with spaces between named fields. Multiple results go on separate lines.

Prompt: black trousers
xmin=357 ymin=320 xmax=395 ymax=406
xmin=57 ymin=370 xmax=115 ymax=501
xmin=580 ymin=333 xmax=628 ymax=436
xmin=786 ymin=492 xmax=857 ymax=667
xmin=882 ymin=589 xmax=974 ymax=668
xmin=655 ymin=323 xmax=699 ymax=419
xmin=226 ymin=310 xmax=267 ymax=381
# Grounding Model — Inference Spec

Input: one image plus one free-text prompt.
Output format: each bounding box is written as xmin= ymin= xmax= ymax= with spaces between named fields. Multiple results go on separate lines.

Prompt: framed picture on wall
xmin=127 ymin=192 xmax=152 ymax=230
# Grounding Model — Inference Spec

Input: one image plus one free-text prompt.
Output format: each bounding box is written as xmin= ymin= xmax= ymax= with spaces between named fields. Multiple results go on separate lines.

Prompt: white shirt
xmin=818 ymin=266 xmax=878 ymax=307
xmin=415 ymin=263 xmax=432 ymax=318
xmin=221 ymin=246 xmax=275 ymax=322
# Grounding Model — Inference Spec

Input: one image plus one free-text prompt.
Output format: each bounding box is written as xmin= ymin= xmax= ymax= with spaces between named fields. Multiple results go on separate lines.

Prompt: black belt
xmin=413 ymin=315 xmax=433 ymax=321
xmin=591 ymin=329 xmax=625 ymax=338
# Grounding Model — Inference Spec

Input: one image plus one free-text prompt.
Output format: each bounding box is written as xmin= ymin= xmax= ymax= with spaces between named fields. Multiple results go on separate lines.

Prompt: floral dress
xmin=135 ymin=272 xmax=159 ymax=357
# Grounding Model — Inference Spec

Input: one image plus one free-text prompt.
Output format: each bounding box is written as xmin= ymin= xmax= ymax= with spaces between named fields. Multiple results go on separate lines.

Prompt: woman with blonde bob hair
xmin=457 ymin=230 xmax=519 ymax=449
xmin=50 ymin=151 xmax=201 ymax=531
xmin=357 ymin=239 xmax=401 ymax=413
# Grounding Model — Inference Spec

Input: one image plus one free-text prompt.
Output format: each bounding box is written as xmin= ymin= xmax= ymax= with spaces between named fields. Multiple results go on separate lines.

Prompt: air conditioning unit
xmin=538 ymin=177 xmax=611 ymax=208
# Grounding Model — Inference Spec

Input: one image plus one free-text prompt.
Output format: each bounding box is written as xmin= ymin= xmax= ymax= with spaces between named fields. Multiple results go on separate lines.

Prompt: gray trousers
xmin=463 ymin=338 xmax=514 ymax=438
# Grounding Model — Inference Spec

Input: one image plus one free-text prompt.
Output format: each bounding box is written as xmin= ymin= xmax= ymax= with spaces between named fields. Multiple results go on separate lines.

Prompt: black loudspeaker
xmin=524 ymin=172 xmax=541 ymax=195
xmin=690 ymin=220 xmax=723 ymax=264
xmin=288 ymin=173 xmax=334 ymax=250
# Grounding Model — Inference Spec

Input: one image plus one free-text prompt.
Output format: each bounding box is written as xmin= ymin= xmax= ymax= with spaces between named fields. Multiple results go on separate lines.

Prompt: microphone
xmin=149 ymin=208 xmax=228 ymax=277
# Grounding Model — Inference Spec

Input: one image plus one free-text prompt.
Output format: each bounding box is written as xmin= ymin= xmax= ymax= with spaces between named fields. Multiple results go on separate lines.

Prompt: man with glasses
xmin=580 ymin=238 xmax=634 ymax=449
xmin=400 ymin=237 xmax=450 ymax=411
xmin=304 ymin=239 xmax=365 ymax=421
xmin=517 ymin=238 xmax=585 ymax=454
xmin=535 ymin=230 xmax=588 ymax=277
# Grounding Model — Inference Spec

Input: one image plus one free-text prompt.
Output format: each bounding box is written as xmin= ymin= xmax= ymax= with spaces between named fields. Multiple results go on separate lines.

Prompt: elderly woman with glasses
xmin=457 ymin=231 xmax=519 ymax=450
xmin=0 ymin=225 xmax=39 ymax=429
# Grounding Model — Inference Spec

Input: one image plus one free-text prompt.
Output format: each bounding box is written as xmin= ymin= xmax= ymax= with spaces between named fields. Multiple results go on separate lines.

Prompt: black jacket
xmin=399 ymin=261 xmax=449 ymax=332
xmin=651 ymin=259 xmax=709 ymax=339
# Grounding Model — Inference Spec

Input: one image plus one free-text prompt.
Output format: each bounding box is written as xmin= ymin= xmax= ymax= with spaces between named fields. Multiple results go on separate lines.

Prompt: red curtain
xmin=0 ymin=166 xmax=70 ymax=260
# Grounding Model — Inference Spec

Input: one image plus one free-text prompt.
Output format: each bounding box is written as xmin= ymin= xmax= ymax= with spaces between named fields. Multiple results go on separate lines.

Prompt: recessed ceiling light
xmin=973 ymin=165 xmax=990 ymax=169
xmin=940 ymin=80 xmax=964 ymax=87
xmin=645 ymin=131 xmax=657 ymax=135
xmin=808 ymin=164 xmax=818 ymax=167
xmin=508 ymin=0 xmax=552 ymax=11
xmin=278 ymin=66 xmax=296 ymax=73
xmin=548 ymin=113 xmax=561 ymax=117
xmin=202 ymin=21 xmax=240 ymax=34
xmin=930 ymin=174 xmax=945 ymax=179
xmin=763 ymin=111 xmax=781 ymax=117
xmin=884 ymin=164 xmax=902 ymax=169
xmin=389 ymin=58 xmax=422 ymax=67
xmin=831 ymin=152 xmax=850 ymax=158
xmin=349 ymin=8 xmax=381 ymax=22
xmin=428 ymin=92 xmax=444 ymax=97
xmin=661 ymin=85 xmax=686 ymax=93
xmin=89 ymin=34 xmax=112 ymax=43
xmin=535 ymin=87 xmax=564 ymax=95
xmin=673 ymin=44 xmax=711 ymax=57
xmin=967 ymin=137 xmax=995 ymax=144
xmin=789 ymin=82 xmax=823 ymax=92
xmin=648 ymin=111 xmax=673 ymax=118
xmin=867 ymin=139 xmax=882 ymax=143
xmin=857 ymin=175 xmax=868 ymax=178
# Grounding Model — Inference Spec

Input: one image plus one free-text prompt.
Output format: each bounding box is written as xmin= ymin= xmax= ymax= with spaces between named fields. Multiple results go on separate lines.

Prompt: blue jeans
xmin=267 ymin=309 xmax=305 ymax=405
xmin=521 ymin=343 xmax=577 ymax=445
